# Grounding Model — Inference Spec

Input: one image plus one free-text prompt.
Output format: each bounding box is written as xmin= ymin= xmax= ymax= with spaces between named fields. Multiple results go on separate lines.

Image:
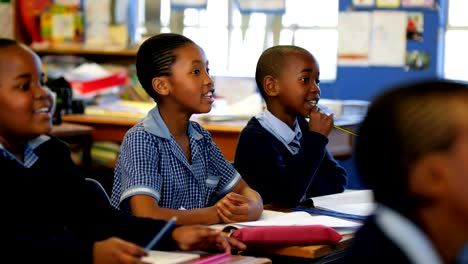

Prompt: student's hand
xmin=216 ymin=192 xmax=262 ymax=223
xmin=307 ymin=108 xmax=334 ymax=136
xmin=93 ymin=237 xmax=150 ymax=264
xmin=172 ymin=225 xmax=246 ymax=253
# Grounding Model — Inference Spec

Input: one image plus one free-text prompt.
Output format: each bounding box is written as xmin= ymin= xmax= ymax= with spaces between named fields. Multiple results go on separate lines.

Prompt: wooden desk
xmin=241 ymin=205 xmax=355 ymax=262
xmin=62 ymin=114 xmax=358 ymax=162
xmin=51 ymin=122 xmax=94 ymax=173
xmin=242 ymin=235 xmax=353 ymax=263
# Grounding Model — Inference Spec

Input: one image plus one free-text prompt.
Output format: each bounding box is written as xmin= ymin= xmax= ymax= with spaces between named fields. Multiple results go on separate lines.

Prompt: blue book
xmin=292 ymin=207 xmax=368 ymax=221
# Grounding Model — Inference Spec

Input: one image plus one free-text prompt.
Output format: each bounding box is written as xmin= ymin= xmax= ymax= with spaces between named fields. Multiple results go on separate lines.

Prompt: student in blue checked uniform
xmin=111 ymin=33 xmax=263 ymax=225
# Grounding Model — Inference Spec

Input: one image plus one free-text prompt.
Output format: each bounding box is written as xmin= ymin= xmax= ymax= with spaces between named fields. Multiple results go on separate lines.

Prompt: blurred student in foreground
xmin=343 ymin=79 xmax=468 ymax=263
xmin=0 ymin=38 xmax=245 ymax=264
xmin=234 ymin=45 xmax=347 ymax=208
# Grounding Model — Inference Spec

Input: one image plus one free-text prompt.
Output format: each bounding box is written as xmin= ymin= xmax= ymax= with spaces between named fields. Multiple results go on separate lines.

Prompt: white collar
xmin=375 ymin=205 xmax=443 ymax=264
xmin=256 ymin=109 xmax=302 ymax=154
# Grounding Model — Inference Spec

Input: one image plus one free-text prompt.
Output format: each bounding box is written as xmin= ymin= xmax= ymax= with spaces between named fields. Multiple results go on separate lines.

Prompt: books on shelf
xmin=84 ymin=100 xmax=155 ymax=119
xmin=90 ymin=141 xmax=120 ymax=166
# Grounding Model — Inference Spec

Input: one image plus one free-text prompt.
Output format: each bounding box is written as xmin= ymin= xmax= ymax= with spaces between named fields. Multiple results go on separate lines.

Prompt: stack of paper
xmin=312 ymin=189 xmax=376 ymax=217
xmin=197 ymin=94 xmax=263 ymax=122
xmin=84 ymin=100 xmax=155 ymax=118
xmin=211 ymin=209 xmax=362 ymax=235
xmin=142 ymin=250 xmax=200 ymax=264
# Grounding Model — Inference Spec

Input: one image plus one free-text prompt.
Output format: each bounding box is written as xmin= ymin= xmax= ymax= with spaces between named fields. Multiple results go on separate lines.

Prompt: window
xmin=444 ymin=0 xmax=468 ymax=82
xmin=151 ymin=0 xmax=338 ymax=80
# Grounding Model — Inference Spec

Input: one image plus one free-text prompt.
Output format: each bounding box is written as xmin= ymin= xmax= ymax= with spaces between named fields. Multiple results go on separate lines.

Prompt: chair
xmin=85 ymin=177 xmax=110 ymax=204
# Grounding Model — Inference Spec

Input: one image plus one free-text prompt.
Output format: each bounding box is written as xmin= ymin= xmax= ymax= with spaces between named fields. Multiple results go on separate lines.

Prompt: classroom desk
xmin=62 ymin=114 xmax=359 ymax=162
xmin=242 ymin=234 xmax=353 ymax=263
xmin=244 ymin=204 xmax=356 ymax=263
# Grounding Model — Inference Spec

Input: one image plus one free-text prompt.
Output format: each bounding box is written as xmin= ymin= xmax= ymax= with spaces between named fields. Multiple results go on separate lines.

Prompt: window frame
xmin=444 ymin=0 xmax=468 ymax=82
xmin=150 ymin=0 xmax=338 ymax=80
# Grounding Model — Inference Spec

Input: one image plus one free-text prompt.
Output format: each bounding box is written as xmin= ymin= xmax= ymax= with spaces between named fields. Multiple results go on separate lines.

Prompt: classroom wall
xmin=325 ymin=0 xmax=447 ymax=189
xmin=320 ymin=0 xmax=446 ymax=102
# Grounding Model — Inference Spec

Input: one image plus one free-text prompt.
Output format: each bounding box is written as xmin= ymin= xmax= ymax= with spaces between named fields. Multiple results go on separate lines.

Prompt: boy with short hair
xmin=234 ymin=45 xmax=347 ymax=208
xmin=343 ymin=79 xmax=468 ymax=263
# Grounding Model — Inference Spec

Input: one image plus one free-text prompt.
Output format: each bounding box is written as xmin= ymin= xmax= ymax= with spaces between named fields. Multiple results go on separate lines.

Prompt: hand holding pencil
xmin=308 ymin=100 xmax=358 ymax=137
xmin=171 ymin=224 xmax=247 ymax=253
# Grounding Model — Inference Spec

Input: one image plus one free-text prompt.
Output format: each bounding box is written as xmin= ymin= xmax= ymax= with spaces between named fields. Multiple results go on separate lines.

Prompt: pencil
xmin=145 ymin=216 xmax=177 ymax=251
xmin=306 ymin=103 xmax=359 ymax=137
xmin=334 ymin=125 xmax=359 ymax=137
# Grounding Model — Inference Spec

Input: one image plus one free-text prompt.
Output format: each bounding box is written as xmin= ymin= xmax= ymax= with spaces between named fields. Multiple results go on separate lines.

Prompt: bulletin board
xmin=320 ymin=0 xmax=441 ymax=101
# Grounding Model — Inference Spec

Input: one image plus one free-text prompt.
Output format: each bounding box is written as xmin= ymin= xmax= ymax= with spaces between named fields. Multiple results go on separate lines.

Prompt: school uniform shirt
xmin=1 ymin=135 xmax=177 ymax=264
xmin=233 ymin=110 xmax=347 ymax=208
xmin=111 ymin=106 xmax=241 ymax=213
xmin=343 ymin=205 xmax=447 ymax=264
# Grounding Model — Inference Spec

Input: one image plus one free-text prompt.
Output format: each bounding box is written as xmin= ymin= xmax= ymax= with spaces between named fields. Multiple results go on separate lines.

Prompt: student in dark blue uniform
xmin=234 ymin=45 xmax=347 ymax=208
xmin=0 ymin=38 xmax=245 ymax=264
xmin=343 ymin=79 xmax=468 ymax=264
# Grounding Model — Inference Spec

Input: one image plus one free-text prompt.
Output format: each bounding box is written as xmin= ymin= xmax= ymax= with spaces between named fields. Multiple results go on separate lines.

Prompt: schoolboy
xmin=233 ymin=45 xmax=347 ymax=207
xmin=343 ymin=79 xmax=468 ymax=263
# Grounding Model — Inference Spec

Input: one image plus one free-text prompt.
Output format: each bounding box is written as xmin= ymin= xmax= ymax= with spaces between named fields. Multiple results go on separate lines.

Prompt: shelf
xmin=31 ymin=44 xmax=138 ymax=65
xmin=32 ymin=44 xmax=138 ymax=56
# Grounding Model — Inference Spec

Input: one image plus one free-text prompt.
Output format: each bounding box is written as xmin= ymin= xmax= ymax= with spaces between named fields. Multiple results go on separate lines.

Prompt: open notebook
xmin=210 ymin=209 xmax=362 ymax=236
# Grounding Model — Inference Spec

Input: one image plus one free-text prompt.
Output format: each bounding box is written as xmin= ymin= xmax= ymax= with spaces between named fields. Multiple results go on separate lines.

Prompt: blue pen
xmin=145 ymin=216 xmax=177 ymax=251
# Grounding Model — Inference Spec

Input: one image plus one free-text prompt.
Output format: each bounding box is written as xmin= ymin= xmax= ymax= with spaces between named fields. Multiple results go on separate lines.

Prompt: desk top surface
xmin=62 ymin=114 xmax=360 ymax=131
xmin=51 ymin=122 xmax=94 ymax=137
xmin=62 ymin=114 xmax=248 ymax=132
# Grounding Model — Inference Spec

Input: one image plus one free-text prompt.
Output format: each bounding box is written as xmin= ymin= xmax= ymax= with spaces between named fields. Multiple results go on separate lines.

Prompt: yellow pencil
xmin=307 ymin=101 xmax=358 ymax=136
xmin=334 ymin=125 xmax=358 ymax=137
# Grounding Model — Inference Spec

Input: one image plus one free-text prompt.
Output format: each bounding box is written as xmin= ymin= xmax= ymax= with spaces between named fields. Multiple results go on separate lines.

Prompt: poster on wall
xmin=376 ymin=0 xmax=400 ymax=8
xmin=406 ymin=12 xmax=424 ymax=41
xmin=353 ymin=0 xmax=375 ymax=7
xmin=369 ymin=11 xmax=407 ymax=66
xmin=405 ymin=50 xmax=430 ymax=70
xmin=338 ymin=12 xmax=372 ymax=66
xmin=0 ymin=3 xmax=13 ymax=38
xmin=401 ymin=0 xmax=434 ymax=7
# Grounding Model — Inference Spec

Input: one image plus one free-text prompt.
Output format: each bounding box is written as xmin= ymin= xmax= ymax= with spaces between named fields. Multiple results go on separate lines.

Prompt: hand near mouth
xmin=307 ymin=106 xmax=334 ymax=137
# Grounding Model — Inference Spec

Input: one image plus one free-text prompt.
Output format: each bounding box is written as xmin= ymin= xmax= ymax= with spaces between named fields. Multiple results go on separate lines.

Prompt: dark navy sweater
xmin=234 ymin=117 xmax=347 ymax=207
xmin=3 ymin=136 xmax=176 ymax=264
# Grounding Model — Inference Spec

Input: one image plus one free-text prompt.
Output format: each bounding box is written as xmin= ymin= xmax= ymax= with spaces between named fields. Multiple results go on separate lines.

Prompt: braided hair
xmin=136 ymin=33 xmax=195 ymax=102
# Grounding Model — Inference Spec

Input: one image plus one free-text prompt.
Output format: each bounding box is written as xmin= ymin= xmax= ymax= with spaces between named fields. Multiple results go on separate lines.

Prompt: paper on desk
xmin=142 ymin=250 xmax=200 ymax=264
xmin=311 ymin=189 xmax=376 ymax=217
xmin=64 ymin=63 xmax=114 ymax=82
xmin=211 ymin=210 xmax=361 ymax=231
xmin=198 ymin=93 xmax=263 ymax=121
